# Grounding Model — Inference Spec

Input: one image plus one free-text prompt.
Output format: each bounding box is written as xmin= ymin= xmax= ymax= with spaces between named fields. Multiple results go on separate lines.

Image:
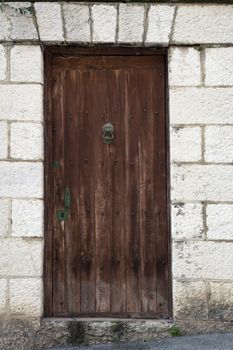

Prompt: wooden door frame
xmin=43 ymin=46 xmax=171 ymax=318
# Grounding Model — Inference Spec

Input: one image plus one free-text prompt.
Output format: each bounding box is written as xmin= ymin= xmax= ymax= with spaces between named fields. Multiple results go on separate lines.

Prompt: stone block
xmin=12 ymin=199 xmax=43 ymax=237
xmin=172 ymin=164 xmax=233 ymax=201
xmin=205 ymin=126 xmax=233 ymax=163
xmin=173 ymin=280 xmax=208 ymax=320
xmin=0 ymin=199 xmax=11 ymax=237
xmin=173 ymin=240 xmax=233 ymax=279
xmin=34 ymin=2 xmax=64 ymax=42
xmin=0 ymin=279 xmax=7 ymax=314
xmin=92 ymin=4 xmax=117 ymax=43
xmin=10 ymin=45 xmax=43 ymax=83
xmin=0 ymin=161 xmax=43 ymax=198
xmin=170 ymin=88 xmax=233 ymax=125
xmin=170 ymin=127 xmax=201 ymax=162
xmin=169 ymin=47 xmax=201 ymax=86
xmin=172 ymin=203 xmax=203 ymax=240
xmin=63 ymin=4 xmax=90 ymax=43
xmin=118 ymin=4 xmax=144 ymax=43
xmin=146 ymin=5 xmax=175 ymax=45
xmin=0 ymin=121 xmax=8 ymax=159
xmin=0 ymin=85 xmax=42 ymax=121
xmin=209 ymin=282 xmax=233 ymax=320
xmin=0 ymin=238 xmax=42 ymax=276
xmin=0 ymin=45 xmax=6 ymax=80
xmin=207 ymin=204 xmax=233 ymax=241
xmin=0 ymin=2 xmax=38 ymax=41
xmin=205 ymin=48 xmax=233 ymax=86
xmin=10 ymin=122 xmax=43 ymax=160
xmin=173 ymin=5 xmax=233 ymax=44
xmin=10 ymin=278 xmax=42 ymax=316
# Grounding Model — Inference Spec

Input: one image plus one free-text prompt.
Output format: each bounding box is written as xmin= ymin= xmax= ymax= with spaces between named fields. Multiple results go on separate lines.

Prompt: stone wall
xmin=0 ymin=1 xmax=233 ymax=347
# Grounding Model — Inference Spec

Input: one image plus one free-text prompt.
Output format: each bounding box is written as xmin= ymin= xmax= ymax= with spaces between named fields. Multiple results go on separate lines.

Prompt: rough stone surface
xmin=207 ymin=204 xmax=233 ymax=241
xmin=173 ymin=5 xmax=233 ymax=44
xmin=146 ymin=5 xmax=175 ymax=45
xmin=0 ymin=85 xmax=42 ymax=121
xmin=118 ymin=4 xmax=144 ymax=43
xmin=0 ymin=2 xmax=38 ymax=41
xmin=0 ymin=238 xmax=42 ymax=276
xmin=63 ymin=4 xmax=90 ymax=43
xmin=173 ymin=241 xmax=233 ymax=279
xmin=0 ymin=45 xmax=6 ymax=80
xmin=0 ymin=279 xmax=7 ymax=314
xmin=34 ymin=2 xmax=64 ymax=42
xmin=0 ymin=199 xmax=10 ymax=237
xmin=205 ymin=48 xmax=233 ymax=86
xmin=0 ymin=121 xmax=8 ymax=159
xmin=170 ymin=88 xmax=233 ymax=125
xmin=173 ymin=280 xmax=208 ymax=320
xmin=10 ymin=278 xmax=42 ymax=316
xmin=209 ymin=282 xmax=233 ymax=320
xmin=170 ymin=127 xmax=201 ymax=162
xmin=205 ymin=126 xmax=233 ymax=163
xmin=10 ymin=45 xmax=43 ymax=83
xmin=169 ymin=47 xmax=201 ymax=86
xmin=0 ymin=161 xmax=43 ymax=198
xmin=10 ymin=122 xmax=43 ymax=160
xmin=92 ymin=4 xmax=117 ymax=43
xmin=12 ymin=199 xmax=43 ymax=237
xmin=172 ymin=164 xmax=233 ymax=201
xmin=172 ymin=203 xmax=203 ymax=240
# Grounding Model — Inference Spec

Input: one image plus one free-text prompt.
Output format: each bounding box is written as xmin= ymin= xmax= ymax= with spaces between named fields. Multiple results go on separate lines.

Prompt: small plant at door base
xmin=111 ymin=321 xmax=126 ymax=341
xmin=170 ymin=324 xmax=181 ymax=337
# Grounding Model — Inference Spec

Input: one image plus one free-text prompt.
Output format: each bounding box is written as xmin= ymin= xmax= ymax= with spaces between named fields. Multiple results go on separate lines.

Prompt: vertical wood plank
xmin=92 ymin=68 xmax=111 ymax=312
xmin=64 ymin=70 xmax=81 ymax=313
xmin=79 ymin=70 xmax=96 ymax=313
xmin=124 ymin=69 xmax=141 ymax=313
xmin=51 ymin=69 xmax=67 ymax=314
xmin=109 ymin=69 xmax=126 ymax=313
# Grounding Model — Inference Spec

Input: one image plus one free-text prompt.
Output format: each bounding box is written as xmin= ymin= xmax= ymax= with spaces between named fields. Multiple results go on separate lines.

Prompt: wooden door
xmin=44 ymin=48 xmax=170 ymax=318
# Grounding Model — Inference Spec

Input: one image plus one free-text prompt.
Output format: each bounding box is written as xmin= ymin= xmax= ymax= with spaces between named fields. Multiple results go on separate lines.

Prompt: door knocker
xmin=102 ymin=123 xmax=114 ymax=144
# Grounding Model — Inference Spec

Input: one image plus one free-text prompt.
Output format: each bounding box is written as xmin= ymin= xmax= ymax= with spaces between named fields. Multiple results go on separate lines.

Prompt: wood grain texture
xmin=44 ymin=48 xmax=170 ymax=318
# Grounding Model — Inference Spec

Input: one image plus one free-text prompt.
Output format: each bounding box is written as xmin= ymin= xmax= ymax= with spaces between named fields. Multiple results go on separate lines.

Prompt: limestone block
xmin=170 ymin=127 xmax=201 ymax=162
xmin=0 ymin=279 xmax=7 ymax=314
xmin=146 ymin=5 xmax=175 ymax=45
xmin=0 ymin=2 xmax=38 ymax=41
xmin=209 ymin=282 xmax=233 ymax=320
xmin=173 ymin=5 xmax=233 ymax=44
xmin=0 ymin=199 xmax=11 ymax=237
xmin=0 ymin=45 xmax=6 ymax=80
xmin=0 ymin=85 xmax=42 ymax=121
xmin=173 ymin=241 xmax=233 ymax=279
xmin=169 ymin=47 xmax=201 ymax=86
xmin=207 ymin=204 xmax=233 ymax=241
xmin=170 ymin=88 xmax=233 ymax=125
xmin=0 ymin=238 xmax=42 ymax=276
xmin=173 ymin=280 xmax=208 ymax=320
xmin=205 ymin=48 xmax=233 ymax=86
xmin=118 ymin=4 xmax=144 ymax=43
xmin=92 ymin=4 xmax=117 ymax=43
xmin=10 ymin=278 xmax=42 ymax=316
xmin=12 ymin=199 xmax=43 ymax=237
xmin=10 ymin=45 xmax=43 ymax=83
xmin=0 ymin=121 xmax=8 ymax=159
xmin=171 ymin=164 xmax=233 ymax=201
xmin=205 ymin=126 xmax=233 ymax=163
xmin=34 ymin=2 xmax=64 ymax=42
xmin=172 ymin=203 xmax=203 ymax=240
xmin=10 ymin=122 xmax=43 ymax=160
xmin=63 ymin=3 xmax=90 ymax=42
xmin=0 ymin=161 xmax=43 ymax=198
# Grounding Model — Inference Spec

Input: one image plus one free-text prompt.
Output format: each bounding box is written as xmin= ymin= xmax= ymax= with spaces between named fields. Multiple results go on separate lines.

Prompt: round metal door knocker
xmin=102 ymin=123 xmax=114 ymax=144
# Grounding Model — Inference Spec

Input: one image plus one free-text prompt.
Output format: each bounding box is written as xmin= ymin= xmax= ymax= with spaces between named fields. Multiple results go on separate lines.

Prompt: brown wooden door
xmin=44 ymin=48 xmax=170 ymax=318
